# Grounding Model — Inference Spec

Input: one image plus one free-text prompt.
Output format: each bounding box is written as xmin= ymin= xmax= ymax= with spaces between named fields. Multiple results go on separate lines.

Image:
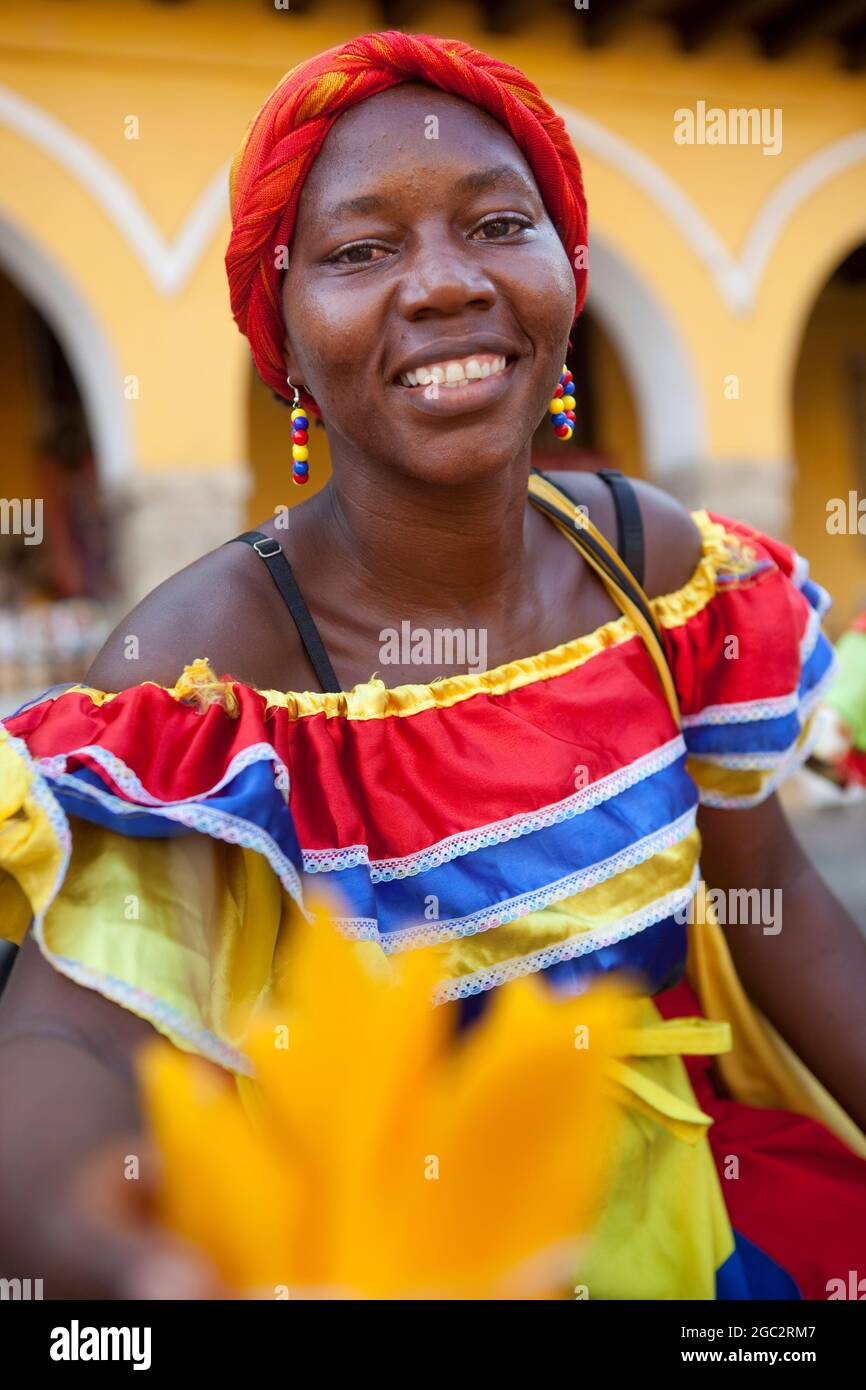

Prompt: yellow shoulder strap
xmin=527 ymin=471 xmax=681 ymax=727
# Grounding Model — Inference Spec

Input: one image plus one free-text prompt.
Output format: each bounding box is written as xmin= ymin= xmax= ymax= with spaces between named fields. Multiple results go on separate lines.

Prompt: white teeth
xmin=398 ymin=353 xmax=507 ymax=388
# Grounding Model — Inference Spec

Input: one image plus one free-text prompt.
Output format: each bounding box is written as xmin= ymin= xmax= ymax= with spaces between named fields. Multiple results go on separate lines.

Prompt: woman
xmin=1 ymin=30 xmax=865 ymax=1300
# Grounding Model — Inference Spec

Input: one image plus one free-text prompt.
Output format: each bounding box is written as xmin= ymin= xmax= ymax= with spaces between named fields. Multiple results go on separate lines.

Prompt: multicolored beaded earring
xmin=287 ymin=376 xmax=310 ymax=485
xmin=548 ymin=365 xmax=576 ymax=440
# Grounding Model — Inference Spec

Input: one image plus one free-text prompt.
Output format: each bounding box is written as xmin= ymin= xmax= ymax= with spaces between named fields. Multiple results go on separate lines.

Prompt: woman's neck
xmin=310 ymin=455 xmax=538 ymax=617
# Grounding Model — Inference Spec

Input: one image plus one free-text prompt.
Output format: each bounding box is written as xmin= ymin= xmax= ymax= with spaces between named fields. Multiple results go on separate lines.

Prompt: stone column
xmin=109 ymin=468 xmax=252 ymax=610
xmin=662 ymin=457 xmax=793 ymax=537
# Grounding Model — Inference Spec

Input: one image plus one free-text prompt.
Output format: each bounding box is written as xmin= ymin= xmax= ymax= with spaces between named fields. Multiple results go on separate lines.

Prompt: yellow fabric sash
xmin=527 ymin=471 xmax=681 ymax=726
xmin=607 ymin=1017 xmax=731 ymax=1145
xmin=686 ymin=904 xmax=866 ymax=1157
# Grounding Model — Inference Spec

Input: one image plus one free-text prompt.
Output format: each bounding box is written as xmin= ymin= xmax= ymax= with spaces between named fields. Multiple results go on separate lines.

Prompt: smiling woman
xmin=1 ymin=29 xmax=866 ymax=1302
xmin=281 ymin=114 xmax=569 ymax=455
xmin=251 ymin=88 xmax=579 ymax=483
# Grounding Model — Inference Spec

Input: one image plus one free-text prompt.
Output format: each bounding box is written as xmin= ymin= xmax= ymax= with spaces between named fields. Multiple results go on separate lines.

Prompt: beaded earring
xmin=287 ymin=376 xmax=310 ymax=485
xmin=548 ymin=365 xmax=576 ymax=441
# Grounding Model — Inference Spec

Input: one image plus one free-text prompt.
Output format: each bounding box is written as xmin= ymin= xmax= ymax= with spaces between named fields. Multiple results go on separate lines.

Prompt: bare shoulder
xmin=553 ymin=471 xmax=703 ymax=599
xmin=85 ymin=537 xmax=300 ymax=692
xmin=628 ymin=478 xmax=703 ymax=597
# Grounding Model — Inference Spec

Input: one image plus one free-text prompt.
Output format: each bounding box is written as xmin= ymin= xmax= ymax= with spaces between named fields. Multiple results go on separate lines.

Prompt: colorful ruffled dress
xmin=1 ymin=473 xmax=864 ymax=1300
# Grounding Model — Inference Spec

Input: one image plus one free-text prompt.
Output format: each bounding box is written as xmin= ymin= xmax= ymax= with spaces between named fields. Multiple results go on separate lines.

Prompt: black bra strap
xmin=596 ymin=469 xmax=646 ymax=588
xmin=527 ymin=483 xmax=665 ymax=655
xmin=228 ymin=531 xmax=342 ymax=694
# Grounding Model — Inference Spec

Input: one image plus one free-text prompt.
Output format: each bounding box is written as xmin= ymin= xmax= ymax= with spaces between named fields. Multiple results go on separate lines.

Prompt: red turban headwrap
xmin=226 ymin=29 xmax=588 ymax=421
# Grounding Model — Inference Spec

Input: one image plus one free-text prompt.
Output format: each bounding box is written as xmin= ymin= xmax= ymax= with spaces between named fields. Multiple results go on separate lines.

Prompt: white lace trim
xmin=303 ymin=844 xmax=376 ymax=874
xmin=696 ymin=706 xmax=824 ymax=809
xmin=37 ymin=740 xmax=290 ymax=807
xmin=694 ymin=748 xmax=792 ymax=771
xmin=681 ymin=691 xmax=799 ymax=728
xmin=800 ymin=604 xmax=822 ymax=663
xmin=330 ymin=807 xmax=697 ymax=956
xmin=301 ymin=736 xmax=687 ymax=881
xmin=50 ymin=953 xmax=254 ymax=1074
xmin=791 ymin=551 xmax=810 ymax=591
xmin=801 ymin=653 xmax=837 ymax=719
xmin=431 ymin=868 xmax=700 ymax=1004
xmin=687 ymin=655 xmax=837 ymax=771
xmin=331 ymin=917 xmax=381 ymax=941
xmin=681 ymin=626 xmax=833 ymax=733
xmin=2 ymin=734 xmax=253 ymax=1074
xmin=47 ymin=769 xmax=307 ymax=912
xmin=791 ymin=550 xmax=832 ymax=616
xmin=5 ymin=732 xmax=72 ymax=906
xmin=814 ymin=583 xmax=832 ymax=618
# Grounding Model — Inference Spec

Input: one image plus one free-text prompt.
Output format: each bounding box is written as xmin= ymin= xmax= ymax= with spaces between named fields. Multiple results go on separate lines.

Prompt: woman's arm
xmin=698 ymin=794 xmax=866 ymax=1132
xmin=0 ymin=937 xmax=219 ymax=1297
xmin=620 ymin=479 xmax=866 ymax=1127
xmin=0 ymin=592 xmax=247 ymax=1298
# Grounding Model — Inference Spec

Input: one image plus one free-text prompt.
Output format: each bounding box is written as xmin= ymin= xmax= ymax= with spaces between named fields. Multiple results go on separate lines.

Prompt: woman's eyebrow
xmin=324 ymin=165 xmax=538 ymax=223
xmin=451 ymin=165 xmax=538 ymax=200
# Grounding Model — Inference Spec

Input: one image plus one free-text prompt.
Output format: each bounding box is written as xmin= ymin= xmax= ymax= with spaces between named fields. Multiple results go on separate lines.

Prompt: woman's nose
xmin=396 ymin=232 xmax=498 ymax=317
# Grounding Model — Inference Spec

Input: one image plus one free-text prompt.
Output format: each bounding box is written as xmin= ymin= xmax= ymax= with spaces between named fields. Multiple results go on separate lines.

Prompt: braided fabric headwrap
xmin=226 ymin=29 xmax=589 ymax=421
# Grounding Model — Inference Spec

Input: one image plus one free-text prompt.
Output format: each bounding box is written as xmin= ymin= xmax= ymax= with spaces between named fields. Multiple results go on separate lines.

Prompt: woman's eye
xmin=473 ymin=216 xmax=532 ymax=240
xmin=327 ymin=242 xmax=389 ymax=265
xmin=327 ymin=216 xmax=531 ymax=264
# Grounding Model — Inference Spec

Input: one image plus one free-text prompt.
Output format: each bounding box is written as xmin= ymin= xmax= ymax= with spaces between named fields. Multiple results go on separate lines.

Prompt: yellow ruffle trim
xmin=0 ymin=727 xmax=66 ymax=935
xmin=59 ymin=511 xmax=761 ymax=723
xmin=174 ymin=656 xmax=239 ymax=717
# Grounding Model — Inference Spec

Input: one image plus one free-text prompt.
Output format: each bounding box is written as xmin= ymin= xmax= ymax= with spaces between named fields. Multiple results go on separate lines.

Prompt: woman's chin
xmin=393 ymin=448 xmax=523 ymax=486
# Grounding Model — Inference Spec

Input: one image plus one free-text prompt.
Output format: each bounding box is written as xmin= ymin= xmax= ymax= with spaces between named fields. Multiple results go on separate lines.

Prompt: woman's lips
xmin=391 ymin=357 xmax=519 ymax=418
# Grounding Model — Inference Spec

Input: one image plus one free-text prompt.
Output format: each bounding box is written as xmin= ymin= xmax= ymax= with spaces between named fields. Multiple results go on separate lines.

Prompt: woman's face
xmin=281 ymin=82 xmax=576 ymax=486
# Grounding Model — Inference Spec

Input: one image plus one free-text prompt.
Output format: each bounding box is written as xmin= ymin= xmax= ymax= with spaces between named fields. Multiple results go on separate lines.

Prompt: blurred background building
xmin=1 ymin=0 xmax=866 ymax=709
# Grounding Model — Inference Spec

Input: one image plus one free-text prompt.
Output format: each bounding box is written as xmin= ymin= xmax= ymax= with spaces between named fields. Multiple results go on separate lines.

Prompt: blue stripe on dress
xmin=683 ymin=632 xmax=834 ymax=758
xmin=45 ymin=755 xmax=695 ymax=994
xmin=716 ymin=1230 xmax=801 ymax=1300
xmin=361 ymin=756 xmax=696 ymax=935
xmin=50 ymin=760 xmax=305 ymax=875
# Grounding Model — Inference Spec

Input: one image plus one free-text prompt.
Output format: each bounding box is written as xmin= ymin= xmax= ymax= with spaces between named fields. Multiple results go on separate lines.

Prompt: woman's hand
xmin=0 ymin=940 xmax=226 ymax=1298
xmin=28 ymin=1133 xmax=225 ymax=1300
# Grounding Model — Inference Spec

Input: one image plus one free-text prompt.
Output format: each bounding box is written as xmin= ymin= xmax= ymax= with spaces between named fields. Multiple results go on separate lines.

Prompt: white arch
xmin=1 ymin=81 xmax=862 ymax=314
xmin=557 ymin=103 xmax=866 ymax=313
xmin=585 ymin=232 xmax=706 ymax=477
xmin=0 ymin=83 xmax=229 ymax=297
xmin=0 ymin=215 xmax=132 ymax=486
xmin=743 ymin=130 xmax=866 ymax=310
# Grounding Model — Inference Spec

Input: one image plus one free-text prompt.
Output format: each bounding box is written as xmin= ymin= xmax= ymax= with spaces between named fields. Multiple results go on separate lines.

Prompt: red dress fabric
xmin=655 ymin=978 xmax=866 ymax=1300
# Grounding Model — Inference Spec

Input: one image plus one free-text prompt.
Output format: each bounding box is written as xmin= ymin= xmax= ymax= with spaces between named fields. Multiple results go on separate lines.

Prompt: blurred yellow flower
xmin=138 ymin=896 xmax=633 ymax=1299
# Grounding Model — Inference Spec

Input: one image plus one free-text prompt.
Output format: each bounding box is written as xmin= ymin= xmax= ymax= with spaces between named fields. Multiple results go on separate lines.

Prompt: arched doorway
xmin=531 ymin=308 xmax=644 ymax=478
xmin=0 ymin=267 xmax=114 ymax=710
xmin=791 ymin=242 xmax=866 ymax=637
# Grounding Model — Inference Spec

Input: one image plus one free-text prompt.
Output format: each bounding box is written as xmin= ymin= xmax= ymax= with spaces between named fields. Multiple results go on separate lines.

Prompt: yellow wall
xmin=589 ymin=317 xmax=643 ymax=478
